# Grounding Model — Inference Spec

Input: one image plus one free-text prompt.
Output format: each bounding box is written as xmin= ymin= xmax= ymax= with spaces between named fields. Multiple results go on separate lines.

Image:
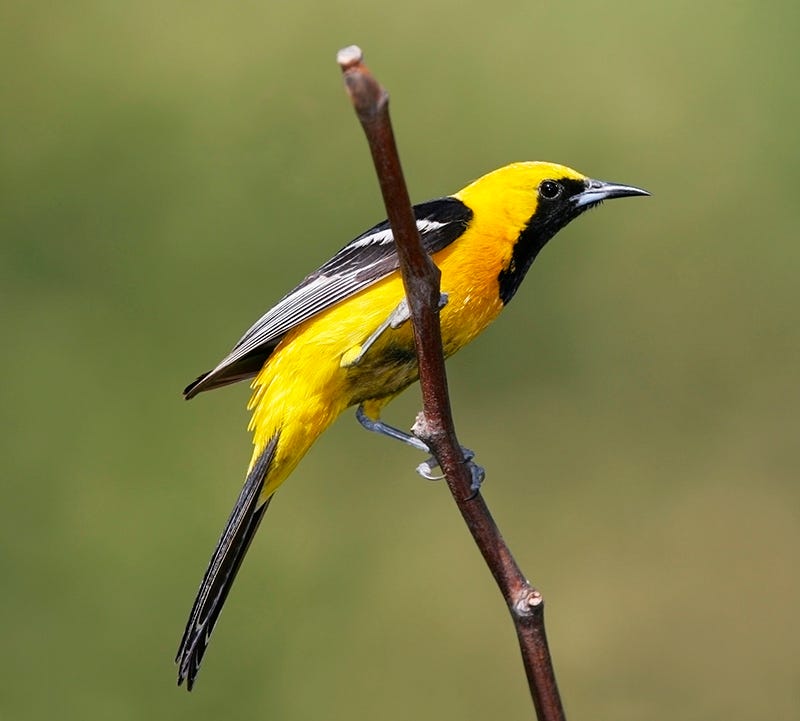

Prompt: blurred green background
xmin=2 ymin=1 xmax=798 ymax=719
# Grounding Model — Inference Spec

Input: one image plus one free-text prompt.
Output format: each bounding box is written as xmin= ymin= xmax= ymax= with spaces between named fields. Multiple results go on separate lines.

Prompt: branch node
xmin=411 ymin=411 xmax=432 ymax=443
xmin=514 ymin=588 xmax=544 ymax=616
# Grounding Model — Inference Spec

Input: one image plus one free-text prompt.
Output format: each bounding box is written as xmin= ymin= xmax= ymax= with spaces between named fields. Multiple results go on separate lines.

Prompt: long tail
xmin=176 ymin=434 xmax=279 ymax=690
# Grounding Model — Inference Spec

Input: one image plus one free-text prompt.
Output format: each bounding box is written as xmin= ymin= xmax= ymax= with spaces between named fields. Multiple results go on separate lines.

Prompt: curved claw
xmin=415 ymin=447 xmax=484 ymax=496
xmin=416 ymin=458 xmax=445 ymax=481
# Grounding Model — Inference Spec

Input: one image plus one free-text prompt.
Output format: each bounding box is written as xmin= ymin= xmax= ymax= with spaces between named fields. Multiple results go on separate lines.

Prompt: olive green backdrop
xmin=2 ymin=2 xmax=798 ymax=719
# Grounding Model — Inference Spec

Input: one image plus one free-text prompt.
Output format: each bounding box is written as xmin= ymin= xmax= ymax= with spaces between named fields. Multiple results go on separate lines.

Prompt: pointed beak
xmin=573 ymin=178 xmax=650 ymax=209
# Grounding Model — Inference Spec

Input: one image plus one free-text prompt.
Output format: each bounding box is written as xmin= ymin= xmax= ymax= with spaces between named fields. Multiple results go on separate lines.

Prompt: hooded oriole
xmin=176 ymin=161 xmax=648 ymax=688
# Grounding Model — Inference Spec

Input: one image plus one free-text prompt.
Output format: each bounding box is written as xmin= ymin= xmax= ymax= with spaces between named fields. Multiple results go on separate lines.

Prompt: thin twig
xmin=336 ymin=46 xmax=566 ymax=721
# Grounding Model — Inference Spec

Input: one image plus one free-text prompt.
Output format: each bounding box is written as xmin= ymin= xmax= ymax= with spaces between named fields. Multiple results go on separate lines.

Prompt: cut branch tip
xmin=337 ymin=45 xmax=387 ymax=122
xmin=336 ymin=45 xmax=363 ymax=70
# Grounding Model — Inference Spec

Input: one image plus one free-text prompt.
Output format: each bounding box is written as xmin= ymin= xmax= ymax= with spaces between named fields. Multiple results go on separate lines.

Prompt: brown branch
xmin=337 ymin=46 xmax=566 ymax=721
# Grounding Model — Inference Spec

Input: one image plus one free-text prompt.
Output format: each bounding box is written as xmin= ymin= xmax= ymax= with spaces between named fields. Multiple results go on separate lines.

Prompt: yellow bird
xmin=176 ymin=161 xmax=648 ymax=688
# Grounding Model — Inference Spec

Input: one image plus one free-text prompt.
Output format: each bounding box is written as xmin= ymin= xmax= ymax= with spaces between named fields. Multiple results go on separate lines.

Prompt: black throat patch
xmin=497 ymin=177 xmax=589 ymax=305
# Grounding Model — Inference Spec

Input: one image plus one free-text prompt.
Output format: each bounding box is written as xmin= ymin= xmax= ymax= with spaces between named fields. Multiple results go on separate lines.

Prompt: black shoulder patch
xmin=352 ymin=197 xmax=473 ymax=283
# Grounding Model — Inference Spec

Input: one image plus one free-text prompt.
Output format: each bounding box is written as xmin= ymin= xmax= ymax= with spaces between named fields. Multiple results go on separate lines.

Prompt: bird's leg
xmin=356 ymin=403 xmax=484 ymax=493
xmin=355 ymin=403 xmax=429 ymax=451
xmin=341 ymin=294 xmax=448 ymax=368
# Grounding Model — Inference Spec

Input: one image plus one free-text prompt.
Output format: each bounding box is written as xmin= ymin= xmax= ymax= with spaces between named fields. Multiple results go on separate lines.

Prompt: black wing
xmin=184 ymin=197 xmax=472 ymax=398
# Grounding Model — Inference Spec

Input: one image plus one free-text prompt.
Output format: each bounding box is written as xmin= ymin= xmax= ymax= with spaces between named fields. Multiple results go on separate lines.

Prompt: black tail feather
xmin=176 ymin=435 xmax=279 ymax=690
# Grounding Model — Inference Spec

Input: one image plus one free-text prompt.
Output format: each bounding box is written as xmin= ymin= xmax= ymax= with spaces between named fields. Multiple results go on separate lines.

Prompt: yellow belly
xmin=247 ymin=220 xmax=511 ymax=498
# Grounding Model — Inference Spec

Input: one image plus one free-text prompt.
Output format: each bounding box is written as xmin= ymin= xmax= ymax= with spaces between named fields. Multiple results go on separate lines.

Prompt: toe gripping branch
xmin=356 ymin=404 xmax=484 ymax=495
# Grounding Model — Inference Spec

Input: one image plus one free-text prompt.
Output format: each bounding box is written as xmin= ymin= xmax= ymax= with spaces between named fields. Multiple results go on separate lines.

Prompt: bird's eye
xmin=539 ymin=180 xmax=562 ymax=200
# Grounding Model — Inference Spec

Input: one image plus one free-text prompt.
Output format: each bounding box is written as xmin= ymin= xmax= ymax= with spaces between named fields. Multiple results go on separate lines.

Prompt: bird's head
xmin=455 ymin=161 xmax=650 ymax=304
xmin=457 ymin=160 xmax=649 ymax=230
